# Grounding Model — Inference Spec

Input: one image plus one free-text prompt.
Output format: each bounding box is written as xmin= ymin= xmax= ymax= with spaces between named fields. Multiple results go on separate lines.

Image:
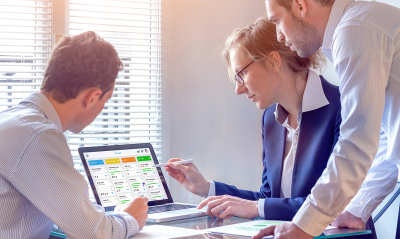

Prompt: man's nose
xmin=276 ymin=26 xmax=285 ymax=43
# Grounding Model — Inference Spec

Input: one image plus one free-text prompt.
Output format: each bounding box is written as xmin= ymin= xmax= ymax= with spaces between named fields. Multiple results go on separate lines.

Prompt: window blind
xmin=0 ymin=0 xmax=52 ymax=110
xmin=0 ymin=0 xmax=162 ymax=202
xmin=67 ymin=0 xmax=163 ymax=189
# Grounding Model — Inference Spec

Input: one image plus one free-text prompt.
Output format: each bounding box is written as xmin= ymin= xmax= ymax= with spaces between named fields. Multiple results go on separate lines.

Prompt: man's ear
xmin=265 ymin=51 xmax=281 ymax=72
xmin=81 ymin=88 xmax=102 ymax=108
xmin=293 ymin=0 xmax=308 ymax=18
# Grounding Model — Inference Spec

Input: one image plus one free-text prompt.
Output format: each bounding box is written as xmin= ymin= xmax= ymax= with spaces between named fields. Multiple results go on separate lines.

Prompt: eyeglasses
xmin=235 ymin=60 xmax=254 ymax=85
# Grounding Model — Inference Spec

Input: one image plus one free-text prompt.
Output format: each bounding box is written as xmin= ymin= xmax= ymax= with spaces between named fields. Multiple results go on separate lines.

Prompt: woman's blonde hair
xmin=222 ymin=17 xmax=325 ymax=82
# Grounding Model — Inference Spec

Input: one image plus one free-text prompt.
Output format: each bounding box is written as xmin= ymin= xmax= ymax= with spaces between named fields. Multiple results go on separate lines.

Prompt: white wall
xmin=163 ymin=0 xmax=266 ymax=204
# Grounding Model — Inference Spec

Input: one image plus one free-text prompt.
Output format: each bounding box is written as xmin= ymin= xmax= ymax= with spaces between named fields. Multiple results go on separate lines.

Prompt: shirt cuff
xmin=345 ymin=196 xmax=374 ymax=223
xmin=117 ymin=212 xmax=140 ymax=237
xmin=345 ymin=186 xmax=394 ymax=224
xmin=258 ymin=199 xmax=265 ymax=218
xmin=292 ymin=200 xmax=335 ymax=237
xmin=207 ymin=181 xmax=216 ymax=197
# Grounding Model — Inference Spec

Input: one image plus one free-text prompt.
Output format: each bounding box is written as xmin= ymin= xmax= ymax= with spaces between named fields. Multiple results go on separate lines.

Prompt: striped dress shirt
xmin=0 ymin=93 xmax=139 ymax=239
xmin=292 ymin=0 xmax=400 ymax=236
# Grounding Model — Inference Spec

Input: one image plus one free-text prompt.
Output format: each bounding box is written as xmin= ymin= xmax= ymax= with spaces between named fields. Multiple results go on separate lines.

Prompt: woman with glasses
xmin=165 ymin=17 xmax=375 ymax=235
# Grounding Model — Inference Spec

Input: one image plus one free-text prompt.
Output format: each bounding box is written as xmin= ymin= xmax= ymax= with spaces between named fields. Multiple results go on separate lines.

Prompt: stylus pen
xmin=136 ymin=182 xmax=145 ymax=197
xmin=152 ymin=159 xmax=193 ymax=167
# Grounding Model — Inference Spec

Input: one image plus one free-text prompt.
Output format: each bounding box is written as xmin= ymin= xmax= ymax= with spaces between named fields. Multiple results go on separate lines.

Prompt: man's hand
xmin=331 ymin=211 xmax=366 ymax=229
xmin=114 ymin=197 xmax=149 ymax=230
xmin=165 ymin=158 xmax=210 ymax=197
xmin=253 ymin=222 xmax=313 ymax=239
xmin=197 ymin=195 xmax=259 ymax=219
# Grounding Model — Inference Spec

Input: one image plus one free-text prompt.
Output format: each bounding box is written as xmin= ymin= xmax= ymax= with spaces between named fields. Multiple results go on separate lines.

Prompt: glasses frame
xmin=235 ymin=60 xmax=254 ymax=84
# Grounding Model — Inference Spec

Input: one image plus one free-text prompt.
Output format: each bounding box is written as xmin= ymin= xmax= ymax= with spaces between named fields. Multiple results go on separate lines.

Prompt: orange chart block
xmin=121 ymin=157 xmax=136 ymax=163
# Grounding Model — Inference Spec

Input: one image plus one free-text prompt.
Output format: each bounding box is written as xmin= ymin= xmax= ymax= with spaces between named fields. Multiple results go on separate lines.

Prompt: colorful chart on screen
xmin=84 ymin=148 xmax=167 ymax=206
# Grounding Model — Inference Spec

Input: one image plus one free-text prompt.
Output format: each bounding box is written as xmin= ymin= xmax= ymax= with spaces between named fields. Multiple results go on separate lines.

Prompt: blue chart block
xmin=88 ymin=159 xmax=104 ymax=166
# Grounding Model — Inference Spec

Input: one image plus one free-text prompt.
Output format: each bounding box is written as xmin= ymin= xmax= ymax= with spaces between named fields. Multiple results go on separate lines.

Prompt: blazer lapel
xmin=263 ymin=119 xmax=287 ymax=198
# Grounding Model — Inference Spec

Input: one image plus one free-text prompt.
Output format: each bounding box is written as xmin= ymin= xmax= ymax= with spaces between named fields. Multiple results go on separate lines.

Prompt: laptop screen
xmin=79 ymin=144 xmax=172 ymax=208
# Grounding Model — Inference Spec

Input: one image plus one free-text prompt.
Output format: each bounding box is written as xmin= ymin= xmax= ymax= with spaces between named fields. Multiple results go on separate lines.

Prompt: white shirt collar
xmin=301 ymin=70 xmax=330 ymax=112
xmin=20 ymin=93 xmax=64 ymax=132
xmin=322 ymin=0 xmax=355 ymax=49
xmin=274 ymin=70 xmax=330 ymax=125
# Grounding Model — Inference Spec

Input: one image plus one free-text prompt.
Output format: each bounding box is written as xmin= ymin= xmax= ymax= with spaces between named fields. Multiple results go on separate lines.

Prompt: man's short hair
xmin=41 ymin=31 xmax=123 ymax=103
xmin=276 ymin=0 xmax=335 ymax=11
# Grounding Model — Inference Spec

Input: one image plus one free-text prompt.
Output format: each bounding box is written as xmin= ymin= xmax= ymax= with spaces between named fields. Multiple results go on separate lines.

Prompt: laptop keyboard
xmin=147 ymin=204 xmax=196 ymax=214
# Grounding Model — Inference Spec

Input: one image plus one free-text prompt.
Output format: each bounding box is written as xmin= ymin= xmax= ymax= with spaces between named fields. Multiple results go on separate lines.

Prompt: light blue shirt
xmin=293 ymin=0 xmax=400 ymax=236
xmin=0 ymin=93 xmax=139 ymax=239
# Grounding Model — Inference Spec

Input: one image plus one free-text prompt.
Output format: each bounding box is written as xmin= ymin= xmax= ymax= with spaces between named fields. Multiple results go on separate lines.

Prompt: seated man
xmin=0 ymin=31 xmax=148 ymax=239
xmin=165 ymin=18 xmax=384 ymax=238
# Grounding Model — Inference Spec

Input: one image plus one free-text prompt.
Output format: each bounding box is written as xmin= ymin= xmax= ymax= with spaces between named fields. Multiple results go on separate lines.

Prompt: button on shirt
xmin=208 ymin=70 xmax=330 ymax=217
xmin=293 ymin=0 xmax=400 ymax=236
xmin=0 ymin=93 xmax=139 ymax=239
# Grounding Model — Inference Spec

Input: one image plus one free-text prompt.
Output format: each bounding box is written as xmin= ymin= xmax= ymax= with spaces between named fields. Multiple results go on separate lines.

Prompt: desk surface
xmin=51 ymin=215 xmax=372 ymax=239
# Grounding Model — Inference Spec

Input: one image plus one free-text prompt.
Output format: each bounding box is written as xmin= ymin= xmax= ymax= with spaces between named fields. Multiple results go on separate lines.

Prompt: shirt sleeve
xmin=345 ymin=128 xmax=398 ymax=223
xmin=293 ymin=21 xmax=395 ymax=236
xmin=207 ymin=181 xmax=216 ymax=197
xmin=10 ymin=129 xmax=140 ymax=239
xmin=258 ymin=199 xmax=265 ymax=218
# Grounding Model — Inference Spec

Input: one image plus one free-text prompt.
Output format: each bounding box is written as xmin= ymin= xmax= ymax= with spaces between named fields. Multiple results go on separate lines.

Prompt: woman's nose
xmin=235 ymin=81 xmax=247 ymax=95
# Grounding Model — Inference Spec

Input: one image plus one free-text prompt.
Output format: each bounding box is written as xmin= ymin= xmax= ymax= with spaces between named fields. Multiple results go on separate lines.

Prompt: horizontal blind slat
xmin=71 ymin=0 xmax=160 ymax=4
xmin=0 ymin=10 xmax=51 ymax=15
xmin=68 ymin=15 xmax=160 ymax=23
xmin=68 ymin=140 xmax=162 ymax=145
xmin=70 ymin=3 xmax=160 ymax=11
xmin=69 ymin=27 xmax=161 ymax=36
xmin=69 ymin=133 xmax=162 ymax=138
xmin=69 ymin=9 xmax=160 ymax=17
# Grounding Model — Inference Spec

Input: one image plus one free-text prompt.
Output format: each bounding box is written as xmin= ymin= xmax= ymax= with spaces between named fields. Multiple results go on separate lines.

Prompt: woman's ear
xmin=265 ymin=51 xmax=281 ymax=72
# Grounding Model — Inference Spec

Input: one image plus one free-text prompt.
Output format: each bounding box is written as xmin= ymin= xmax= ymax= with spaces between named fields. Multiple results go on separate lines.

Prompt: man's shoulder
xmin=0 ymin=106 xmax=65 ymax=179
xmin=341 ymin=1 xmax=400 ymax=35
xmin=1 ymin=105 xmax=60 ymax=135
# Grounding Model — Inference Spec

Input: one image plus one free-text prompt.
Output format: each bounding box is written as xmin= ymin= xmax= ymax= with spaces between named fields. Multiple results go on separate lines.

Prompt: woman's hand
xmin=197 ymin=195 xmax=259 ymax=219
xmin=165 ymin=158 xmax=210 ymax=197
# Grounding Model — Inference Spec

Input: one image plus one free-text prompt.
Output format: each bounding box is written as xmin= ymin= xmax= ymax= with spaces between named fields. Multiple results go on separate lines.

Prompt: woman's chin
xmin=256 ymin=101 xmax=271 ymax=110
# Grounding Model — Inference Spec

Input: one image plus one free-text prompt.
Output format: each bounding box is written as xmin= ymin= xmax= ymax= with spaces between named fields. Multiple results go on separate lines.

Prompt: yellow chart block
xmin=105 ymin=158 xmax=121 ymax=164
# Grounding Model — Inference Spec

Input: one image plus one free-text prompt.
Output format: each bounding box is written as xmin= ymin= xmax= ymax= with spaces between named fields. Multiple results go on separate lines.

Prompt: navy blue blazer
xmin=214 ymin=75 xmax=341 ymax=220
xmin=214 ymin=75 xmax=376 ymax=238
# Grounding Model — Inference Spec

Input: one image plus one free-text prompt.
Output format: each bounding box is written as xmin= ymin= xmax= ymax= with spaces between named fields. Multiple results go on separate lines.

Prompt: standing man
xmin=0 ymin=31 xmax=148 ymax=239
xmin=255 ymin=0 xmax=400 ymax=238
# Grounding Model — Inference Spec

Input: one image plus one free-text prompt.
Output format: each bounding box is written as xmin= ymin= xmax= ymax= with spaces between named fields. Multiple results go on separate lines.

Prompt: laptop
xmin=78 ymin=143 xmax=207 ymax=223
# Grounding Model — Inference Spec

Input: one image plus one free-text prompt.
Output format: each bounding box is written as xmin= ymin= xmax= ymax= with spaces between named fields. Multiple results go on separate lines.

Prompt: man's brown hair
xmin=41 ymin=31 xmax=123 ymax=103
xmin=276 ymin=0 xmax=335 ymax=11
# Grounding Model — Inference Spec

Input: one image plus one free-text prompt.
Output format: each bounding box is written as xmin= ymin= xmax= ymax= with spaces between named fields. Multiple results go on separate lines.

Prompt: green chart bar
xmin=137 ymin=156 xmax=151 ymax=162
